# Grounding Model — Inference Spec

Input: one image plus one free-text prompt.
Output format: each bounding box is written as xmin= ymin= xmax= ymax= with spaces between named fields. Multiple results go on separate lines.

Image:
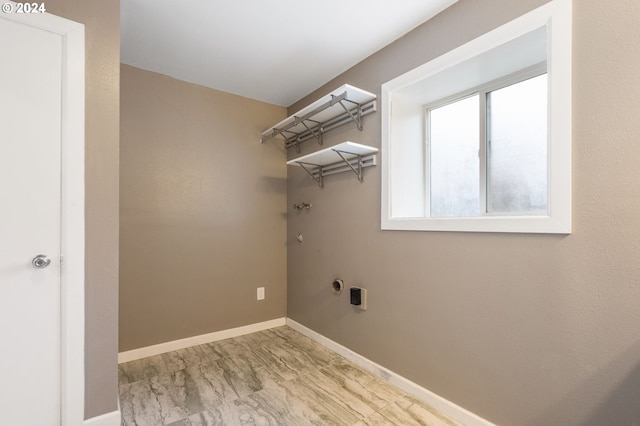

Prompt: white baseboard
xmin=286 ymin=318 xmax=495 ymax=426
xmin=118 ymin=317 xmax=287 ymax=363
xmin=84 ymin=409 xmax=121 ymax=426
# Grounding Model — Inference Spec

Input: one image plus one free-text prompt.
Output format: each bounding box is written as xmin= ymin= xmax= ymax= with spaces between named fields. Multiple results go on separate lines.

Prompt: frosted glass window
xmin=426 ymin=72 xmax=548 ymax=219
xmin=429 ymin=95 xmax=480 ymax=217
xmin=487 ymin=74 xmax=548 ymax=214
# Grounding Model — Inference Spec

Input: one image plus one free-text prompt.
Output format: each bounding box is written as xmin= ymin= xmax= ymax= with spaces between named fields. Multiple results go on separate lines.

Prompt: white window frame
xmin=381 ymin=0 xmax=571 ymax=233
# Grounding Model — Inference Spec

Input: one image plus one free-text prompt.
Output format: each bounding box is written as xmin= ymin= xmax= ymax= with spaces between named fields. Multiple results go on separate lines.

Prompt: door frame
xmin=1 ymin=6 xmax=85 ymax=424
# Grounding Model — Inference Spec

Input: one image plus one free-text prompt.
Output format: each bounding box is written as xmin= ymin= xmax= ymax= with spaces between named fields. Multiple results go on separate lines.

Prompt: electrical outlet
xmin=350 ymin=287 xmax=367 ymax=311
xmin=257 ymin=287 xmax=265 ymax=301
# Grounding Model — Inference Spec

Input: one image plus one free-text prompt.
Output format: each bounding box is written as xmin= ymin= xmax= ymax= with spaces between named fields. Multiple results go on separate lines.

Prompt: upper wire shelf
xmin=260 ymin=84 xmax=377 ymax=152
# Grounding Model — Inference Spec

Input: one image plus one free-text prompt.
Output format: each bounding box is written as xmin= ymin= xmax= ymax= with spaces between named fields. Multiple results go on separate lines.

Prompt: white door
xmin=0 ymin=16 xmax=64 ymax=425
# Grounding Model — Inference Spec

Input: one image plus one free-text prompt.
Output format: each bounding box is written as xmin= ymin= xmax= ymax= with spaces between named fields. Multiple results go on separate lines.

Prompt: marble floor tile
xmin=182 ymin=361 xmax=240 ymax=410
xmin=171 ymin=386 xmax=328 ymax=426
xmin=162 ymin=344 xmax=221 ymax=373
xmin=119 ymin=354 xmax=168 ymax=385
xmin=120 ymin=374 xmax=190 ymax=426
xmin=206 ymin=339 xmax=270 ymax=379
xmin=355 ymin=395 xmax=461 ymax=426
xmin=206 ymin=336 xmax=257 ymax=360
xmin=119 ymin=326 xmax=462 ymax=426
xmin=311 ymin=359 xmax=408 ymax=419
xmin=252 ymin=337 xmax=339 ymax=381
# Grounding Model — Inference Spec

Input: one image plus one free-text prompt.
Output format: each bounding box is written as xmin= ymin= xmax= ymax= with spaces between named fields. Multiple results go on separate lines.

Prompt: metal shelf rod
xmin=262 ymin=91 xmax=349 ymax=143
xmin=283 ymin=100 xmax=377 ymax=150
xmin=291 ymin=153 xmax=377 ymax=188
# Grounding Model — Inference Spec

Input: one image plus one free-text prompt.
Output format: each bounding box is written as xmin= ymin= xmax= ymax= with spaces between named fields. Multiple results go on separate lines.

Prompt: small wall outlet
xmin=350 ymin=287 xmax=367 ymax=311
xmin=257 ymin=287 xmax=265 ymax=301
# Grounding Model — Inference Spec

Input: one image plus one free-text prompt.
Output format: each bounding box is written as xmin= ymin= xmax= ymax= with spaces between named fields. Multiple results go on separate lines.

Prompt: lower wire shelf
xmin=286 ymin=141 xmax=378 ymax=188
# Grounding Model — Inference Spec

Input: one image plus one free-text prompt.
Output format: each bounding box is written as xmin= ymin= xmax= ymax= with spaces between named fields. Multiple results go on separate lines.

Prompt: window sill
xmin=381 ymin=215 xmax=571 ymax=234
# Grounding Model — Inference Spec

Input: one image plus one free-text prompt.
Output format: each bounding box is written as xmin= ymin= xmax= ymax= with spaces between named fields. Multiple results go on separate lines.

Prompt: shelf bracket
xmin=273 ymin=127 xmax=294 ymax=144
xmin=297 ymin=117 xmax=323 ymax=147
xmin=336 ymin=98 xmax=363 ymax=131
xmin=297 ymin=161 xmax=324 ymax=188
xmin=334 ymin=149 xmax=364 ymax=182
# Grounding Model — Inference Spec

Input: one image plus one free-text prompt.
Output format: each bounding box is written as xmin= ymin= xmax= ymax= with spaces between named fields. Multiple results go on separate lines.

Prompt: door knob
xmin=32 ymin=255 xmax=51 ymax=269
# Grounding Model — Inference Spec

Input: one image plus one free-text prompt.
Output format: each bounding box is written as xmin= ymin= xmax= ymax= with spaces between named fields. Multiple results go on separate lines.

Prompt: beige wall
xmin=119 ymin=65 xmax=287 ymax=351
xmin=287 ymin=0 xmax=640 ymax=424
xmin=44 ymin=0 xmax=120 ymax=419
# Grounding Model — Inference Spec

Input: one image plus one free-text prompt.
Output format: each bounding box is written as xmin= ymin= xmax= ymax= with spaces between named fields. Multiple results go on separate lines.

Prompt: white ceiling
xmin=121 ymin=0 xmax=458 ymax=106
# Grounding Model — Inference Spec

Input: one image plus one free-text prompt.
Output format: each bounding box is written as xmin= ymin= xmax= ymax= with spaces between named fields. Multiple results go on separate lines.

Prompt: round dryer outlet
xmin=332 ymin=278 xmax=344 ymax=294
